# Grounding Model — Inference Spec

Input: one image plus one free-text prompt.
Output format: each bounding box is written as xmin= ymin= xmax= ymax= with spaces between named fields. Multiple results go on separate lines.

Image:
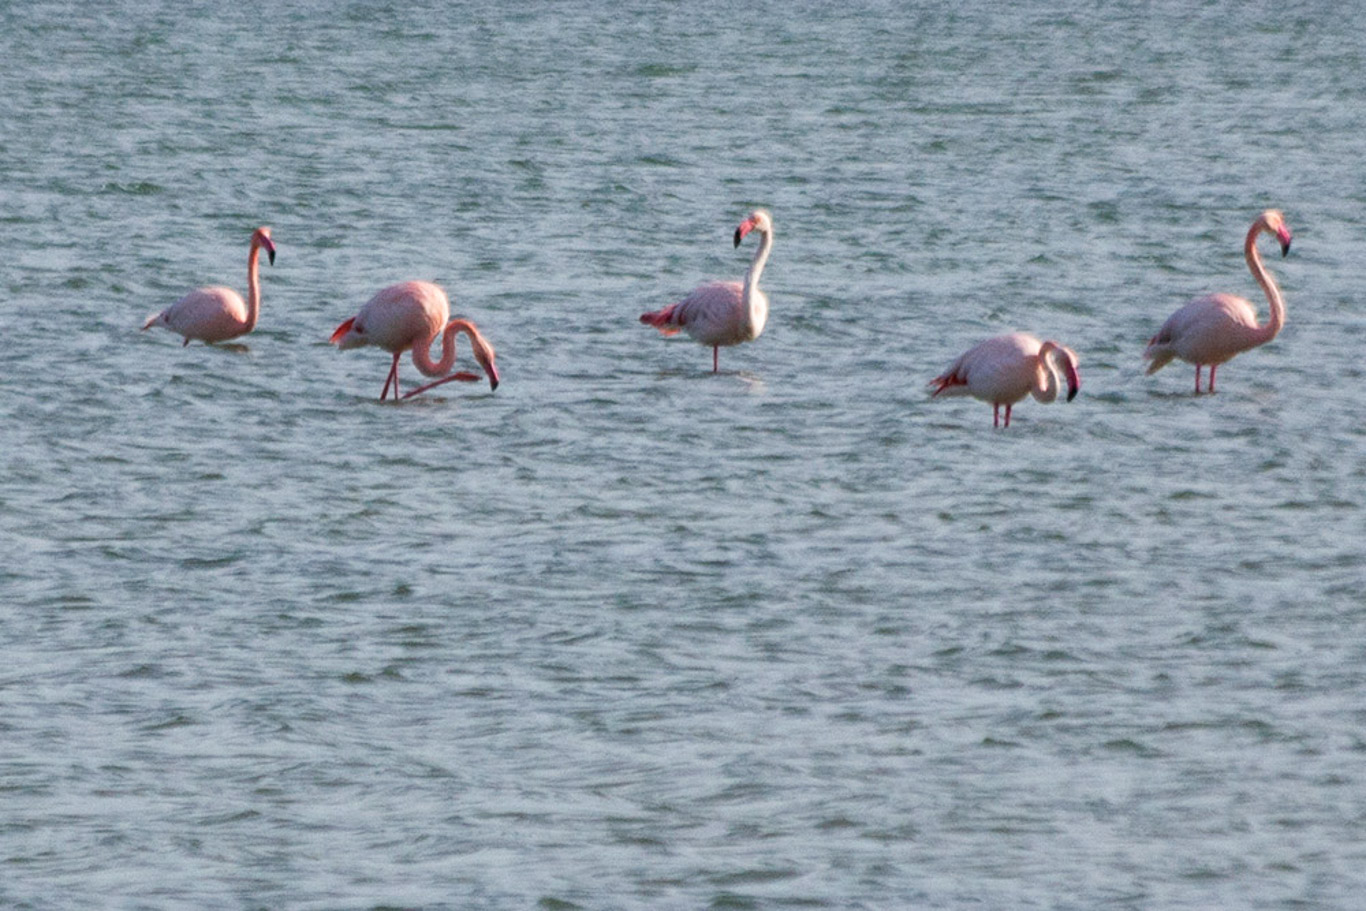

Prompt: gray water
xmin=4 ymin=2 xmax=1366 ymax=908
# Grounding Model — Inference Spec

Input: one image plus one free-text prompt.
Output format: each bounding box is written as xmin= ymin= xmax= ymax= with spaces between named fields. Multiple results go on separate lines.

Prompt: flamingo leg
xmin=712 ymin=346 xmax=719 ymax=373
xmin=993 ymin=404 xmax=1001 ymax=428
xmin=1004 ymin=404 xmax=1013 ymax=428
xmin=1208 ymin=364 xmax=1218 ymax=394
xmin=1194 ymin=365 xmax=1203 ymax=394
xmin=381 ymin=352 xmax=400 ymax=400
xmin=401 ymin=372 xmax=482 ymax=400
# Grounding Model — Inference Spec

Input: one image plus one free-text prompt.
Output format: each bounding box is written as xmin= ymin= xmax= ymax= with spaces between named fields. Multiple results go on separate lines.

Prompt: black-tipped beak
xmin=733 ymin=227 xmax=743 ymax=248
xmin=268 ymin=248 xmax=276 ymax=266
xmin=1066 ymin=385 xmax=1078 ymax=402
xmin=1280 ymin=239 xmax=1291 ymax=258
xmin=1065 ymin=363 xmax=1080 ymax=401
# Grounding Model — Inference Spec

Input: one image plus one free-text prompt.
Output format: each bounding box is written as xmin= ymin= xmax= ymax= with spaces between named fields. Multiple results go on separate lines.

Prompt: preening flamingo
xmin=330 ymin=281 xmax=499 ymax=401
xmin=1144 ymin=209 xmax=1293 ymax=394
xmin=143 ymin=227 xmax=275 ymax=345
xmin=929 ymin=332 xmax=1081 ymax=428
xmin=640 ymin=209 xmax=773 ymax=372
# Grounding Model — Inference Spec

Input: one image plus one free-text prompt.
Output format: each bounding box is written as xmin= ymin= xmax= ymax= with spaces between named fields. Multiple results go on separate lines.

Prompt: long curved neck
xmin=1246 ymin=222 xmax=1285 ymax=345
xmin=243 ymin=242 xmax=263 ymax=333
xmin=412 ymin=319 xmax=478 ymax=377
xmin=742 ymin=227 xmax=773 ymax=315
xmin=743 ymin=228 xmax=775 ymax=331
xmin=1032 ymin=348 xmax=1062 ymax=403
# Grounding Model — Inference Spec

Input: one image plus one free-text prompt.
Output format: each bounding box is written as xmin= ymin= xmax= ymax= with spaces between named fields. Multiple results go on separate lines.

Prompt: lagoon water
xmin=4 ymin=2 xmax=1366 ymax=908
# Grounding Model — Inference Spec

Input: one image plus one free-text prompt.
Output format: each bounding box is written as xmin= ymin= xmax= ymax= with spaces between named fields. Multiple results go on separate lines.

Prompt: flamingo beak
xmin=1278 ymin=227 xmax=1292 ymax=257
xmin=483 ymin=358 xmax=500 ymax=391
xmin=264 ymin=237 xmax=277 ymax=266
xmin=734 ymin=218 xmax=756 ymax=248
xmin=1065 ymin=362 xmax=1080 ymax=402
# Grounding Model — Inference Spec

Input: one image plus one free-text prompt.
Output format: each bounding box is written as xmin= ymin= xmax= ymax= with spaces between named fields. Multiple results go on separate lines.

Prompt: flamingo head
xmin=1260 ymin=210 xmax=1292 ymax=257
xmin=252 ymin=226 xmax=276 ymax=265
xmin=1060 ymin=346 xmax=1081 ymax=401
xmin=734 ymin=209 xmax=773 ymax=248
xmin=467 ymin=328 xmax=500 ymax=391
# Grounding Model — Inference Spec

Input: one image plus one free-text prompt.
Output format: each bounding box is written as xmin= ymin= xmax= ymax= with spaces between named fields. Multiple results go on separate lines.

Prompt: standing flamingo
xmin=143 ymin=227 xmax=275 ymax=345
xmin=640 ymin=209 xmax=773 ymax=372
xmin=1144 ymin=209 xmax=1293 ymax=394
xmin=330 ymin=281 xmax=499 ymax=401
xmin=929 ymin=332 xmax=1081 ymax=428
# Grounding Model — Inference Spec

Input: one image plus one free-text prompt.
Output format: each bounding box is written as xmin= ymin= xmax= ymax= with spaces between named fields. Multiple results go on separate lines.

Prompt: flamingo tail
xmin=928 ymin=373 xmax=968 ymax=397
xmin=640 ymin=304 xmax=682 ymax=336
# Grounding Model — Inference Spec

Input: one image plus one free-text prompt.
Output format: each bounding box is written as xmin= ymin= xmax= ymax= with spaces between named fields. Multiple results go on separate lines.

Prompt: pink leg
xmin=1208 ymin=364 xmax=1218 ymax=393
xmin=381 ymin=352 xmax=400 ymax=400
xmin=401 ymin=372 xmax=482 ymax=400
xmin=1003 ymin=404 xmax=1013 ymax=428
xmin=1194 ymin=365 xmax=1203 ymax=394
xmin=712 ymin=346 xmax=719 ymax=373
xmin=993 ymin=404 xmax=1001 ymax=428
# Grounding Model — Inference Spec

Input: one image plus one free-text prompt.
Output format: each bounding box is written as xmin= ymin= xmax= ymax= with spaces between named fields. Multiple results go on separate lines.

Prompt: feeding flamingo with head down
xmin=929 ymin=332 xmax=1081 ymax=428
xmin=640 ymin=209 xmax=773 ymax=373
xmin=142 ymin=227 xmax=275 ymax=345
xmin=1144 ymin=209 xmax=1293 ymax=394
xmin=330 ymin=281 xmax=499 ymax=401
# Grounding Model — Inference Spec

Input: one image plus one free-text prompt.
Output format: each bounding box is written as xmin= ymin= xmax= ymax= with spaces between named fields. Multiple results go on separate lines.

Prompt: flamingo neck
xmin=412 ymin=319 xmax=480 ymax=377
xmin=1031 ymin=343 xmax=1077 ymax=404
xmin=743 ymin=227 xmax=773 ymax=323
xmin=1032 ymin=348 xmax=1062 ymax=403
xmin=243 ymin=243 xmax=263 ymax=333
xmin=1246 ymin=221 xmax=1285 ymax=345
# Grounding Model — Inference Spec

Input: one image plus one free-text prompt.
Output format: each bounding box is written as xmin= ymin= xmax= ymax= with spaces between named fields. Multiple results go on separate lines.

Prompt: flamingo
xmin=640 ymin=209 xmax=773 ymax=372
xmin=330 ymin=280 xmax=499 ymax=401
xmin=1143 ymin=209 xmax=1293 ymax=394
xmin=929 ymin=332 xmax=1081 ymax=428
xmin=143 ymin=227 xmax=275 ymax=345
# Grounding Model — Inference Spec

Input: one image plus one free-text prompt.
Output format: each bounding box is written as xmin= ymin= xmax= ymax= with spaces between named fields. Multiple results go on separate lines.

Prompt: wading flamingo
xmin=143 ymin=227 xmax=275 ymax=345
xmin=929 ymin=332 xmax=1081 ymax=428
xmin=330 ymin=281 xmax=499 ymax=401
xmin=640 ymin=209 xmax=773 ymax=372
xmin=1144 ymin=209 xmax=1293 ymax=394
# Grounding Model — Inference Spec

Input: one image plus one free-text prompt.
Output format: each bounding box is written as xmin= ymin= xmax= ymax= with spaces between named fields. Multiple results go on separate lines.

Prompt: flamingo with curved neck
xmin=143 ymin=226 xmax=275 ymax=345
xmin=330 ymin=281 xmax=499 ymax=401
xmin=929 ymin=333 xmax=1081 ymax=428
xmin=1144 ymin=209 xmax=1293 ymax=394
xmin=640 ymin=209 xmax=773 ymax=372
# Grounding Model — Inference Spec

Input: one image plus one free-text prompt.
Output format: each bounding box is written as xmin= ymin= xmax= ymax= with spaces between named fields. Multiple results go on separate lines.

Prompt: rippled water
xmin=4 ymin=2 xmax=1366 ymax=908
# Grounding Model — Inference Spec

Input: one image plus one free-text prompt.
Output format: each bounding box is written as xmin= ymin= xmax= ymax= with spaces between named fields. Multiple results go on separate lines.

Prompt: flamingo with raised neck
xmin=143 ymin=227 xmax=275 ymax=345
xmin=1144 ymin=209 xmax=1293 ymax=394
xmin=640 ymin=209 xmax=773 ymax=373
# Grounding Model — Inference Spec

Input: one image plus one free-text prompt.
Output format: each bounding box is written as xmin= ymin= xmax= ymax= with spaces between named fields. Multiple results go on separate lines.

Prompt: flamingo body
xmin=331 ymin=280 xmax=499 ymax=400
xmin=143 ymin=227 xmax=275 ymax=345
xmin=929 ymin=332 xmax=1081 ymax=428
xmin=641 ymin=209 xmax=773 ymax=372
xmin=1144 ymin=210 xmax=1292 ymax=393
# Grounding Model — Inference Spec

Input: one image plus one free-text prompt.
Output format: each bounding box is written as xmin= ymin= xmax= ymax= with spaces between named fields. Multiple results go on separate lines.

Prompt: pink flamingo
xmin=640 ymin=209 xmax=773 ymax=372
xmin=143 ymin=227 xmax=275 ymax=345
xmin=929 ymin=332 xmax=1081 ymax=428
xmin=330 ymin=280 xmax=499 ymax=401
xmin=1144 ymin=209 xmax=1293 ymax=394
